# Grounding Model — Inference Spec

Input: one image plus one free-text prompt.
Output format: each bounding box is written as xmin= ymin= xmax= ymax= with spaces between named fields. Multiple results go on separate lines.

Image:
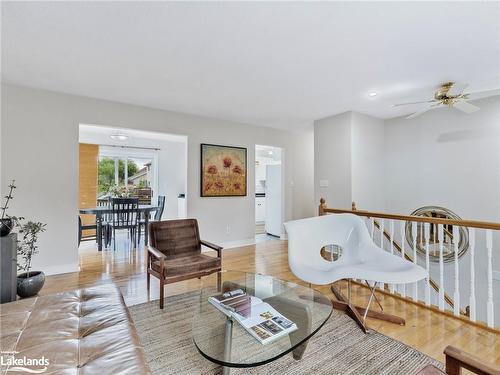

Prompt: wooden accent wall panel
xmin=79 ymin=144 xmax=99 ymax=237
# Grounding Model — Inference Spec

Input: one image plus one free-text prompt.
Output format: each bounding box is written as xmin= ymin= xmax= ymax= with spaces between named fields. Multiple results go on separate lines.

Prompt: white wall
xmin=314 ymin=101 xmax=500 ymax=323
xmin=384 ymin=96 xmax=500 ymax=221
xmin=351 ymin=112 xmax=385 ymax=211
xmin=1 ymin=84 xmax=315 ymax=275
xmin=314 ymin=111 xmax=385 ymax=211
xmin=79 ymin=129 xmax=187 ymax=220
xmin=384 ymin=95 xmax=500 ymax=323
xmin=314 ymin=112 xmax=352 ymax=209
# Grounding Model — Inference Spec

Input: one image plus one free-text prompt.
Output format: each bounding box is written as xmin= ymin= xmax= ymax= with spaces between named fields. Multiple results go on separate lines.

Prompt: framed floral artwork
xmin=200 ymin=143 xmax=247 ymax=197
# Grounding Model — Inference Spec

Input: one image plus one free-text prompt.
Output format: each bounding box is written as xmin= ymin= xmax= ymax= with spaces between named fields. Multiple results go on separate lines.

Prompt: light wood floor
xmin=43 ymin=237 xmax=500 ymax=367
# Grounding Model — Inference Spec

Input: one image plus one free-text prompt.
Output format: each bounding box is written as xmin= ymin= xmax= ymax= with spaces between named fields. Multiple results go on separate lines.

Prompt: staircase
xmin=319 ymin=198 xmax=499 ymax=330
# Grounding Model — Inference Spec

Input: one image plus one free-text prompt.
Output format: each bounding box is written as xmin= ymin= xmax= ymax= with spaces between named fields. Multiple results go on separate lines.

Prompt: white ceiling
xmin=2 ymin=2 xmax=500 ymax=130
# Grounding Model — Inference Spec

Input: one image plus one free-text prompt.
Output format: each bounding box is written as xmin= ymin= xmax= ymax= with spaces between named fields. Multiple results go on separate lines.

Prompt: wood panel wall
xmin=79 ymin=143 xmax=99 ymax=237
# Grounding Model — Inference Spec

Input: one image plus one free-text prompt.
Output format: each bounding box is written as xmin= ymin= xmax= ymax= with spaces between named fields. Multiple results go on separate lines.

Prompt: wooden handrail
xmin=319 ymin=198 xmax=500 ymax=230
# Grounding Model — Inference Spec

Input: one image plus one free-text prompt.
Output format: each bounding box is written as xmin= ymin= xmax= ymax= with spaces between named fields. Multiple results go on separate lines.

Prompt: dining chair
xmin=284 ymin=213 xmax=427 ymax=333
xmin=108 ymin=197 xmax=140 ymax=249
xmin=78 ymin=216 xmax=98 ymax=246
xmin=138 ymin=195 xmax=165 ymax=244
xmin=154 ymin=195 xmax=166 ymax=221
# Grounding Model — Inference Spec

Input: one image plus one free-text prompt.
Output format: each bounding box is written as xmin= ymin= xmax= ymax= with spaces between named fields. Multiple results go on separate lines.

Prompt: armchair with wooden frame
xmin=147 ymin=219 xmax=223 ymax=309
xmin=417 ymin=346 xmax=500 ymax=375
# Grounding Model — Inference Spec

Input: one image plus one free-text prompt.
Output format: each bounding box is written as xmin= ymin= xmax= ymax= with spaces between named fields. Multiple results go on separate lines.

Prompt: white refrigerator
xmin=265 ymin=164 xmax=282 ymax=237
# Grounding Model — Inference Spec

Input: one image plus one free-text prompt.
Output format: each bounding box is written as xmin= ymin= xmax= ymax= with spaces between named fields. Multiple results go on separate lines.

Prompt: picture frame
xmin=200 ymin=143 xmax=247 ymax=197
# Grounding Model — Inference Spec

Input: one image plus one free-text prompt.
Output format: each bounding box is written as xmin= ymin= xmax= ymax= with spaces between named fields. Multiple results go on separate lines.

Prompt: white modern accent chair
xmin=284 ymin=213 xmax=427 ymax=332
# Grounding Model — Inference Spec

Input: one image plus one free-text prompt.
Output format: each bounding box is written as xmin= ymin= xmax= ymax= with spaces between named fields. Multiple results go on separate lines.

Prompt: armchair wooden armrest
xmin=147 ymin=245 xmax=166 ymax=260
xmin=201 ymin=240 xmax=223 ymax=257
xmin=444 ymin=345 xmax=500 ymax=375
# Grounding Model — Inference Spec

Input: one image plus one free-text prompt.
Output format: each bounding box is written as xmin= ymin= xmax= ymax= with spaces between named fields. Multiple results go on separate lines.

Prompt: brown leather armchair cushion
xmin=147 ymin=219 xmax=223 ymax=309
xmin=0 ymin=284 xmax=150 ymax=374
xmin=151 ymin=253 xmax=221 ymax=277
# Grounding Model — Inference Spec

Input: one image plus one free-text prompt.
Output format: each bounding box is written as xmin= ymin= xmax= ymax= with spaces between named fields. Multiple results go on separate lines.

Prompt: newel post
xmin=319 ymin=198 xmax=326 ymax=216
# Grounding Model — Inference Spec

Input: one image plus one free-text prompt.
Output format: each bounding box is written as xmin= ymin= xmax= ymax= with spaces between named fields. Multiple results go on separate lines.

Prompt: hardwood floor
xmin=43 ymin=237 xmax=500 ymax=367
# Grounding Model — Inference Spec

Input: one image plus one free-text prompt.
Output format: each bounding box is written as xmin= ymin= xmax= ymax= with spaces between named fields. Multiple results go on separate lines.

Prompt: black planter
xmin=0 ymin=218 xmax=13 ymax=237
xmin=17 ymin=271 xmax=45 ymax=298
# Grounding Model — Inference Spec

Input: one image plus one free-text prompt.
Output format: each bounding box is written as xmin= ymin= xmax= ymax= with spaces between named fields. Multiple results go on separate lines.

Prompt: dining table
xmin=79 ymin=205 xmax=159 ymax=251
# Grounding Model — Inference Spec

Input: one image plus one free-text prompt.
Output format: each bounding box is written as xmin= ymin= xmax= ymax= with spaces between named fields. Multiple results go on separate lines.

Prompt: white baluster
xmin=380 ymin=219 xmax=384 ymax=248
xmin=438 ymin=224 xmax=445 ymax=311
xmin=469 ymin=228 xmax=476 ymax=322
xmin=424 ymin=223 xmax=431 ymax=306
xmin=389 ymin=220 xmax=395 ymax=293
xmin=370 ymin=217 xmax=375 ymax=239
xmin=453 ymin=226 xmax=460 ymax=316
xmin=412 ymin=221 xmax=418 ymax=301
xmin=400 ymin=221 xmax=406 ymax=298
xmin=486 ymin=230 xmax=494 ymax=327
xmin=379 ymin=219 xmax=385 ymax=291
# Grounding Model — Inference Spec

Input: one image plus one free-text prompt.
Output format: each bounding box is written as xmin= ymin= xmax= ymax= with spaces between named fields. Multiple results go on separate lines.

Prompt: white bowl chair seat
xmin=284 ymin=214 xmax=427 ymax=286
xmin=284 ymin=214 xmax=427 ymax=332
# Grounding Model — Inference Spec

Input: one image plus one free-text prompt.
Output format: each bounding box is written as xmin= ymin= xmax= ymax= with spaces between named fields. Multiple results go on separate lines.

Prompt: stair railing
xmin=319 ymin=198 xmax=499 ymax=330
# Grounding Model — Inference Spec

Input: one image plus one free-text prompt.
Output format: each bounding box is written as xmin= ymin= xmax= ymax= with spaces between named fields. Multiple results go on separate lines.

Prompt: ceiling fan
xmin=392 ymin=82 xmax=500 ymax=119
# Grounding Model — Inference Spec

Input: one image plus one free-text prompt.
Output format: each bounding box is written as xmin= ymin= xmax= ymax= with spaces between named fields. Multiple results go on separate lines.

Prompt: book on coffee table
xmin=208 ymin=289 xmax=297 ymax=345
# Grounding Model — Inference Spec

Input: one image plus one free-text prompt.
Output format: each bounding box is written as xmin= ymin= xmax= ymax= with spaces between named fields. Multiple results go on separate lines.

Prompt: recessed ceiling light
xmin=368 ymin=92 xmax=378 ymax=97
xmin=110 ymin=133 xmax=129 ymax=141
xmin=268 ymin=150 xmax=274 ymax=155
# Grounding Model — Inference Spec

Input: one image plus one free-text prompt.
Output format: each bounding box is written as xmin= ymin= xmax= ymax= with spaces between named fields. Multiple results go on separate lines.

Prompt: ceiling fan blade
xmin=446 ymin=82 xmax=469 ymax=97
xmin=392 ymin=100 xmax=437 ymax=107
xmin=406 ymin=104 xmax=440 ymax=119
xmin=465 ymin=88 xmax=500 ymax=101
xmin=454 ymin=100 xmax=480 ymax=114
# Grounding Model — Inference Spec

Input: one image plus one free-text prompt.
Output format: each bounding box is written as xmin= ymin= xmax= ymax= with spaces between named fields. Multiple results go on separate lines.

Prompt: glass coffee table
xmin=192 ymin=270 xmax=333 ymax=374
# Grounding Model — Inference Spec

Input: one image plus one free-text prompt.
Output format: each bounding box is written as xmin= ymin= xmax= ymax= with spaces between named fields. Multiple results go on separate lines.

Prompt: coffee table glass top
xmin=192 ymin=270 xmax=333 ymax=368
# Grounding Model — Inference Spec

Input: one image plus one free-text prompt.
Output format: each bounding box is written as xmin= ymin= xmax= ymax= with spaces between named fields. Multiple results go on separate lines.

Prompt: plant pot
xmin=0 ymin=218 xmax=13 ymax=237
xmin=17 ymin=271 xmax=45 ymax=298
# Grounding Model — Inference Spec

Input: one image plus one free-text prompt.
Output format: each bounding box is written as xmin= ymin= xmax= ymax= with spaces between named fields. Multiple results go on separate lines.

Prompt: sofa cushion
xmin=0 ymin=284 xmax=150 ymax=375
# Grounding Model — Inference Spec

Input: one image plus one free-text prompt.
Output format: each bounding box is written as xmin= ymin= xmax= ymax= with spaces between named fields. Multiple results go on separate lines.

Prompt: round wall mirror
xmin=404 ymin=206 xmax=469 ymax=263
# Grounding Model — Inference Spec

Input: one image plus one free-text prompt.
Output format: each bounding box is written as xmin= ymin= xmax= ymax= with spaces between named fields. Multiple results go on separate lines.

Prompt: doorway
xmin=78 ymin=124 xmax=188 ymax=251
xmin=255 ymin=145 xmax=283 ymax=241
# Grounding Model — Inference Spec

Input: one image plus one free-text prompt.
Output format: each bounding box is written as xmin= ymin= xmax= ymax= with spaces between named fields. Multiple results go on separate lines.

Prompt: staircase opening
xmin=404 ymin=206 xmax=469 ymax=262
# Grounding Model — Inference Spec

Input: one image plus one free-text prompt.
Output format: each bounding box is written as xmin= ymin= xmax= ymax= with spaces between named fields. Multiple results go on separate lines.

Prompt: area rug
xmin=129 ymin=291 xmax=443 ymax=375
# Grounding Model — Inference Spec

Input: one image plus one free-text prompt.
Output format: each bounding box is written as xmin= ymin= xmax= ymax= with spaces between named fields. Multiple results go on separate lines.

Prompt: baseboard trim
xmin=39 ymin=263 xmax=80 ymax=276
xmin=221 ymin=238 xmax=257 ymax=250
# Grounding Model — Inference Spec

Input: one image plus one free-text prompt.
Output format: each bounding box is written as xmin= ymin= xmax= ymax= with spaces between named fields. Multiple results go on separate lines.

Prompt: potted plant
xmin=0 ymin=180 xmax=18 ymax=237
xmin=108 ymin=184 xmax=133 ymax=198
xmin=16 ymin=219 xmax=47 ymax=298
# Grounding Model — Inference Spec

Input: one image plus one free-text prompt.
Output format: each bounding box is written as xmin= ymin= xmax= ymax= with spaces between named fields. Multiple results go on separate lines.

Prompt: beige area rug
xmin=129 ymin=292 xmax=443 ymax=375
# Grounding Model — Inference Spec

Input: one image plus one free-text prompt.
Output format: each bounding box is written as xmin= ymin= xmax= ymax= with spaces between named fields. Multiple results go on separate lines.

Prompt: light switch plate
xmin=319 ymin=180 xmax=329 ymax=187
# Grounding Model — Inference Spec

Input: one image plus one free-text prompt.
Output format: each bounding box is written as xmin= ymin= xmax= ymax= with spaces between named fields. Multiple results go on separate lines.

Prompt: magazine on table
xmin=208 ymin=289 xmax=297 ymax=345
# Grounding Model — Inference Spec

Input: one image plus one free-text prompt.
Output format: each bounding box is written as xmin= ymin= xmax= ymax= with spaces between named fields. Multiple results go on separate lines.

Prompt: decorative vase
xmin=17 ymin=271 xmax=45 ymax=298
xmin=0 ymin=218 xmax=13 ymax=237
